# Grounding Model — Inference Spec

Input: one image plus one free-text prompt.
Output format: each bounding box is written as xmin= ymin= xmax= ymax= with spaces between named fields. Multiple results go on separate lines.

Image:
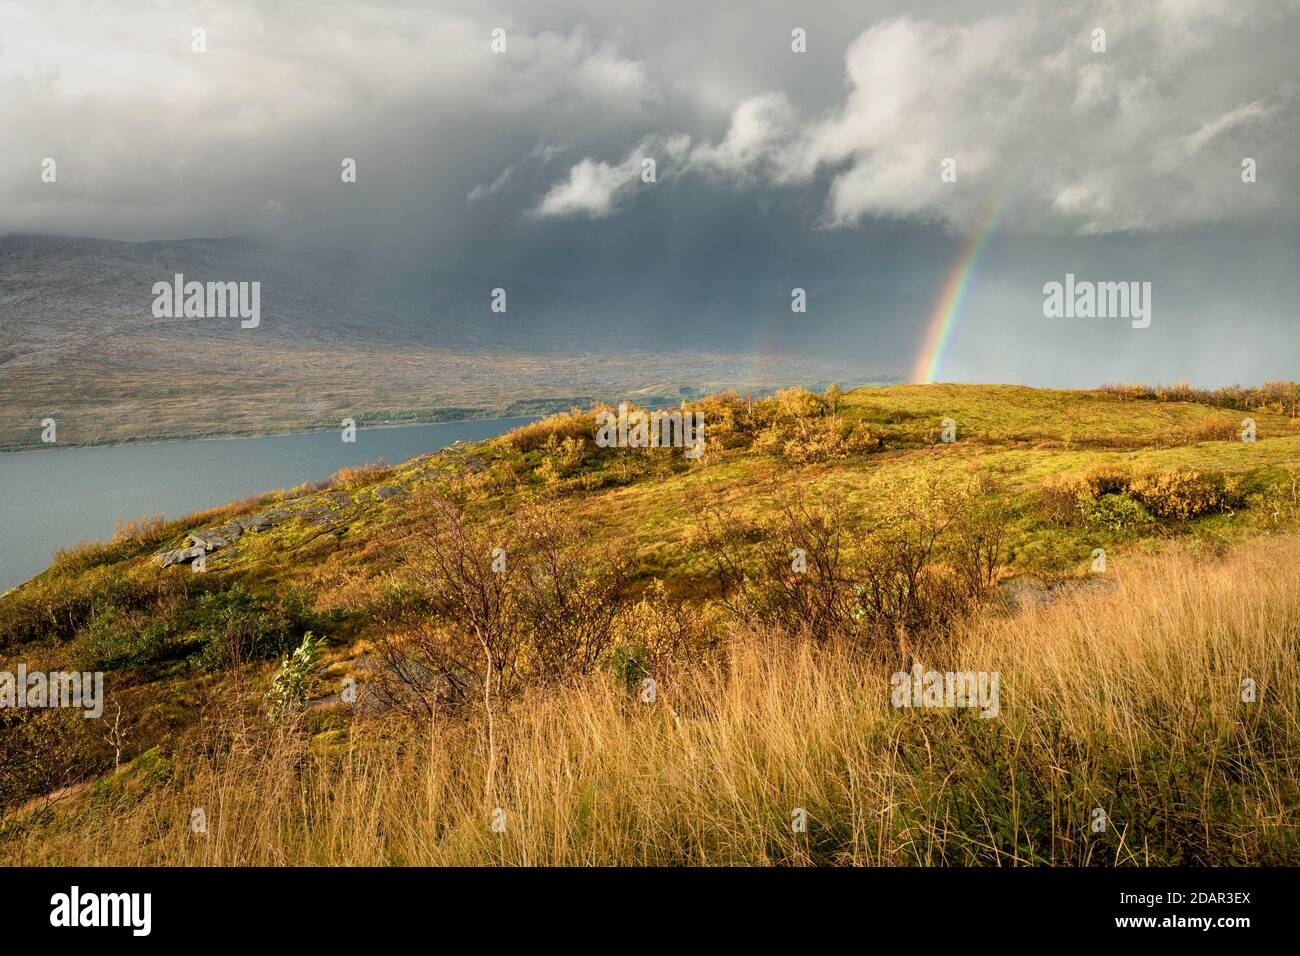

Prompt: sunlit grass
xmin=6 ymin=534 xmax=1297 ymax=865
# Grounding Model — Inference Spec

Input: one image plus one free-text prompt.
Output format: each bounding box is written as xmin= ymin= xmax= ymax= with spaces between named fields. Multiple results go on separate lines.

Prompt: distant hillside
xmin=0 ymin=234 xmax=902 ymax=449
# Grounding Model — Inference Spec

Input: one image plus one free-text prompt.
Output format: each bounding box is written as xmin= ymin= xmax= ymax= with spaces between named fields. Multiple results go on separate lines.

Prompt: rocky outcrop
xmin=152 ymin=544 xmax=206 ymax=568
xmin=151 ymin=496 xmax=348 ymax=570
xmin=189 ymin=529 xmax=235 ymax=551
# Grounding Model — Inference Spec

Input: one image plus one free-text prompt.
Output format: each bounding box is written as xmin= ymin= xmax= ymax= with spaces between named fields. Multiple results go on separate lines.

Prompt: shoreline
xmin=0 ymin=414 xmax=539 ymax=456
xmin=0 ymin=413 xmax=542 ymax=596
xmin=0 ymin=378 xmax=888 ymax=455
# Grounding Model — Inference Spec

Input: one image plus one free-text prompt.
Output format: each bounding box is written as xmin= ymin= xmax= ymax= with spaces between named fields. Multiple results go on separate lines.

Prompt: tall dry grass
xmin=6 ymin=537 xmax=1298 ymax=865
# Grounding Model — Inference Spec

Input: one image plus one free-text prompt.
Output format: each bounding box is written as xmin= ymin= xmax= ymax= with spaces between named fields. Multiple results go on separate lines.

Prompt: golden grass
xmin=330 ymin=460 xmax=393 ymax=491
xmin=6 ymin=535 xmax=1298 ymax=866
xmin=111 ymin=514 xmax=167 ymax=544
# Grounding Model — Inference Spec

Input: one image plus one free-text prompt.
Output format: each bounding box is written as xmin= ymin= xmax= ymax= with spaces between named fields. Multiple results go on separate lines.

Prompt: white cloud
xmin=0 ymin=1 xmax=656 ymax=237
xmin=1183 ymin=99 xmax=1282 ymax=155
xmin=4 ymin=0 xmax=1297 ymax=240
xmin=688 ymin=92 xmax=796 ymax=181
xmin=529 ymin=134 xmax=688 ymax=218
xmin=531 ymin=3 xmax=1300 ymax=234
xmin=530 ymin=156 xmax=632 ymax=218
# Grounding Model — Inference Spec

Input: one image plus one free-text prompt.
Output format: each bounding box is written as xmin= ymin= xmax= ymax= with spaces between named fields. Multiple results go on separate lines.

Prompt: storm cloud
xmin=1 ymin=0 xmax=1298 ymax=386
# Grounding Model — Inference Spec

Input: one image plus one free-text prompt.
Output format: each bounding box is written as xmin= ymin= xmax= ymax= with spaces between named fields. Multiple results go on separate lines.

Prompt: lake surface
xmin=0 ymin=417 xmax=535 ymax=593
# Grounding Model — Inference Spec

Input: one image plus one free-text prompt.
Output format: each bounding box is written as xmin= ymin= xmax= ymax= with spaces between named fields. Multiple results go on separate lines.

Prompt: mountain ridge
xmin=0 ymin=233 xmax=894 ymax=449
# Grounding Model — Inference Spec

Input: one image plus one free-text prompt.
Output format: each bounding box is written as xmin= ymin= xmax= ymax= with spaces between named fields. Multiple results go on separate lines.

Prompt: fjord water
xmin=0 ymin=417 xmax=535 ymax=594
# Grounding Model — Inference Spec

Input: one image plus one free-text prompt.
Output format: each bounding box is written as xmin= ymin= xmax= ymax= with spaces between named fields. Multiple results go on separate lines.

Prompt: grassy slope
xmin=181 ymin=385 xmax=1300 ymax=585
xmin=2 ymin=383 xmax=1299 ymax=863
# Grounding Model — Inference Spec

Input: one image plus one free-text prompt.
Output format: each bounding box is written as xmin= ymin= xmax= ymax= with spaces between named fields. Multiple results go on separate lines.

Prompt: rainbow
xmin=912 ymin=175 xmax=1018 ymax=384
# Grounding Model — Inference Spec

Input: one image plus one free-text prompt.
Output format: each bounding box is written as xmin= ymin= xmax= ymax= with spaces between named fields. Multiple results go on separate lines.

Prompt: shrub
xmin=513 ymin=502 xmax=632 ymax=683
xmin=854 ymin=474 xmax=966 ymax=637
xmin=693 ymin=475 xmax=1005 ymax=646
xmin=688 ymin=391 xmax=758 ymax=449
xmin=331 ymin=460 xmax=391 ymax=491
xmin=0 ymin=707 xmax=101 ymax=816
xmin=1080 ymin=492 xmax=1154 ymax=533
xmin=948 ymin=474 xmax=1014 ymax=591
xmin=372 ymin=495 xmax=632 ymax=717
xmin=780 ymin=417 xmax=883 ymax=463
xmin=1183 ymin=419 xmax=1242 ymax=443
xmin=1039 ymin=474 xmax=1091 ymax=526
xmin=47 ymin=540 xmax=116 ymax=576
xmin=499 ymin=408 xmax=598 ymax=454
xmin=750 ymin=391 xmax=883 ymax=463
xmin=1042 ymin=466 xmax=1239 ymax=526
xmin=112 ymin=515 xmax=167 ymax=544
xmin=1128 ymin=469 xmax=1242 ymax=520
xmin=610 ymin=580 xmax=710 ymax=686
xmin=693 ymin=492 xmax=857 ymax=637
xmin=686 ymin=385 xmax=884 ymax=461
xmin=536 ymin=435 xmax=588 ymax=484
xmin=1250 ymin=464 xmax=1300 ymax=527
xmin=267 ymin=632 xmax=324 ymax=720
xmin=79 ymin=607 xmax=188 ymax=670
xmin=195 ymin=586 xmax=318 ymax=671
xmin=0 ymin=567 xmax=175 ymax=650
xmin=1100 ymin=379 xmax=1300 ymax=417
xmin=609 ymin=644 xmax=650 ymax=692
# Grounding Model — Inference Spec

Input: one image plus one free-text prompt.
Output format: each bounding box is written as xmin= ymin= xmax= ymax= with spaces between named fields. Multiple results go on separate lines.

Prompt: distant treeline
xmin=1100 ymin=380 xmax=1300 ymax=417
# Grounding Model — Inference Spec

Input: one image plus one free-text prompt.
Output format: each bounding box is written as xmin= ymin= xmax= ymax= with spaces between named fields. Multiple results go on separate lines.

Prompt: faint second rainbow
xmin=912 ymin=172 xmax=1018 ymax=384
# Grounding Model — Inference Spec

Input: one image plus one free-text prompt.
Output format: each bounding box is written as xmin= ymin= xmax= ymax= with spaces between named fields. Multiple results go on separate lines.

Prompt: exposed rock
xmin=189 ymin=531 xmax=231 ymax=550
xmin=153 ymin=493 xmax=359 ymax=573
xmin=152 ymin=545 xmax=205 ymax=568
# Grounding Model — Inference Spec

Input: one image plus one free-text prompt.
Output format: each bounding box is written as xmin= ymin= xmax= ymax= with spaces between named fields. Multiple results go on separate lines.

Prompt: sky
xmin=1 ymin=0 xmax=1297 ymax=386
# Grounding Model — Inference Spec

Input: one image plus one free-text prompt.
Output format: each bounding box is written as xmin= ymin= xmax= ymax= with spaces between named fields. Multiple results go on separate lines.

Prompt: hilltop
xmin=2 ymin=381 xmax=1299 ymax=864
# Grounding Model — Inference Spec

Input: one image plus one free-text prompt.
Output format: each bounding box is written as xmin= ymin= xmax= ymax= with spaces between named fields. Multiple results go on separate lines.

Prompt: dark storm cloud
xmin=1 ymin=0 xmax=1297 ymax=384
